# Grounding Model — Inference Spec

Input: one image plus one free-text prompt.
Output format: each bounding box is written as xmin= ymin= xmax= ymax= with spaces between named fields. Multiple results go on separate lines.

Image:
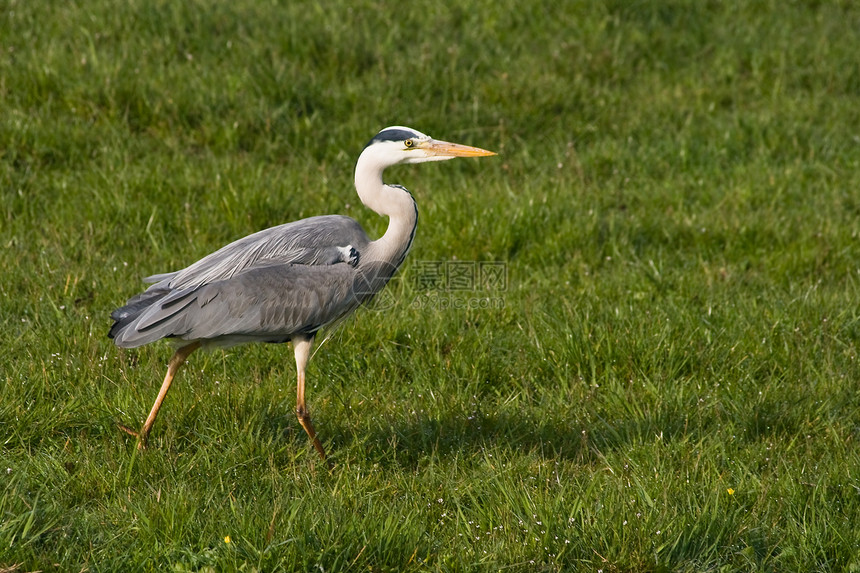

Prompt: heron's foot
xmin=296 ymin=406 xmax=331 ymax=468
xmin=117 ymin=423 xmax=149 ymax=450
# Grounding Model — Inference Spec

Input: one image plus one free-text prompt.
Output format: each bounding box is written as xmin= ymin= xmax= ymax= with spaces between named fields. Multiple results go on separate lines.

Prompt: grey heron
xmin=109 ymin=126 xmax=496 ymax=463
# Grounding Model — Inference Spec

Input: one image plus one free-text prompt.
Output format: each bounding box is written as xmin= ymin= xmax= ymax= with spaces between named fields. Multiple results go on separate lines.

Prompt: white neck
xmin=354 ymin=149 xmax=418 ymax=266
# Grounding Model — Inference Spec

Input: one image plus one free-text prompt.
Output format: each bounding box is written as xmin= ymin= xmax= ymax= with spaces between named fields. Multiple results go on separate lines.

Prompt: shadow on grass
xmin=338 ymin=392 xmax=839 ymax=471
xmin=114 ymin=382 xmax=829 ymax=472
xmin=339 ymin=408 xmax=695 ymax=471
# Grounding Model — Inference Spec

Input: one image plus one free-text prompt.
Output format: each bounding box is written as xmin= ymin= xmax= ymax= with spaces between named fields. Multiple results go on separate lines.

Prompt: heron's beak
xmin=423 ymin=139 xmax=497 ymax=158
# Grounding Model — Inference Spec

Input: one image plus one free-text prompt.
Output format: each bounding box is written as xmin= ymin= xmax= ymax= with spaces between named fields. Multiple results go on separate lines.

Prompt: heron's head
xmin=362 ymin=126 xmax=496 ymax=167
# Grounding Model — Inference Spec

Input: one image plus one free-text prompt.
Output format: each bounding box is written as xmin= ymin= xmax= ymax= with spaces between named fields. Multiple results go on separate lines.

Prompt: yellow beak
xmin=422 ymin=139 xmax=497 ymax=158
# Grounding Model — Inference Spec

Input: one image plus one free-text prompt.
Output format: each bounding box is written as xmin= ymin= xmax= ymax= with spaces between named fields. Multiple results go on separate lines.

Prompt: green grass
xmin=3 ymin=0 xmax=860 ymax=570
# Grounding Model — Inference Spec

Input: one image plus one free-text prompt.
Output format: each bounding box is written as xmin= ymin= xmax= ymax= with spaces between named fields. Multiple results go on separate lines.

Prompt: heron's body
xmin=109 ymin=214 xmax=392 ymax=348
xmin=109 ymin=126 xmax=494 ymax=462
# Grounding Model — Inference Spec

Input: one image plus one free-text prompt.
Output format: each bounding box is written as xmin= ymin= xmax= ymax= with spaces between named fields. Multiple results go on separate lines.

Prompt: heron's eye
xmin=404 ymin=139 xmax=414 ymax=148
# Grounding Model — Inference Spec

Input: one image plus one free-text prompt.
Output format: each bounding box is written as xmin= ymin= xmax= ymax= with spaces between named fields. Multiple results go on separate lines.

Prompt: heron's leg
xmin=121 ymin=341 xmax=201 ymax=450
xmin=293 ymin=334 xmax=328 ymax=464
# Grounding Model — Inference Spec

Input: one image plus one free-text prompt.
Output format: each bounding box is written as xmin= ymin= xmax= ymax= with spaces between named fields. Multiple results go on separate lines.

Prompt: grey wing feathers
xmin=109 ymin=215 xmax=371 ymax=348
xmin=147 ymin=215 xmax=369 ymax=290
xmin=112 ymin=264 xmax=362 ymax=348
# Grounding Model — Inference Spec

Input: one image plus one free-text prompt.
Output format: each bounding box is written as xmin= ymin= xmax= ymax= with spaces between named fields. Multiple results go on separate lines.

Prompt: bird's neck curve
xmin=354 ymin=152 xmax=418 ymax=268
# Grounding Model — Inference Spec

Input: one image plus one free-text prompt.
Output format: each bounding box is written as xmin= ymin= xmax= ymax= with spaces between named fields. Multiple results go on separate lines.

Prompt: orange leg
xmin=292 ymin=335 xmax=329 ymax=465
xmin=120 ymin=341 xmax=201 ymax=449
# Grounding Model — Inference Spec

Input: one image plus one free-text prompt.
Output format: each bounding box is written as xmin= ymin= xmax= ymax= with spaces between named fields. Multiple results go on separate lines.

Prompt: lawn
xmin=2 ymin=0 xmax=860 ymax=571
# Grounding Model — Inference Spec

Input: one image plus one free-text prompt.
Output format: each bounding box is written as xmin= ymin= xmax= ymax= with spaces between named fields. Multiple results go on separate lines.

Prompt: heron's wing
xmin=146 ymin=215 xmax=369 ymax=291
xmin=115 ymin=263 xmax=366 ymax=347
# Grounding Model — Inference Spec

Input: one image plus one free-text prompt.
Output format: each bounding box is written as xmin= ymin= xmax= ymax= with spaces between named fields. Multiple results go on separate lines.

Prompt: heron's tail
xmin=108 ymin=287 xmax=172 ymax=347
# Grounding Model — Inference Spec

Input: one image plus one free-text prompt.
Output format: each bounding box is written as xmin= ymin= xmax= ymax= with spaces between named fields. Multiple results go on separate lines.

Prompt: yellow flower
xmin=224 ymin=535 xmax=232 ymax=544
xmin=727 ymin=488 xmax=735 ymax=495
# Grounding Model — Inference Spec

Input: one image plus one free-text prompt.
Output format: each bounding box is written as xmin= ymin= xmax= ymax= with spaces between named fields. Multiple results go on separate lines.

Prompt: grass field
xmin=3 ymin=0 xmax=860 ymax=570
